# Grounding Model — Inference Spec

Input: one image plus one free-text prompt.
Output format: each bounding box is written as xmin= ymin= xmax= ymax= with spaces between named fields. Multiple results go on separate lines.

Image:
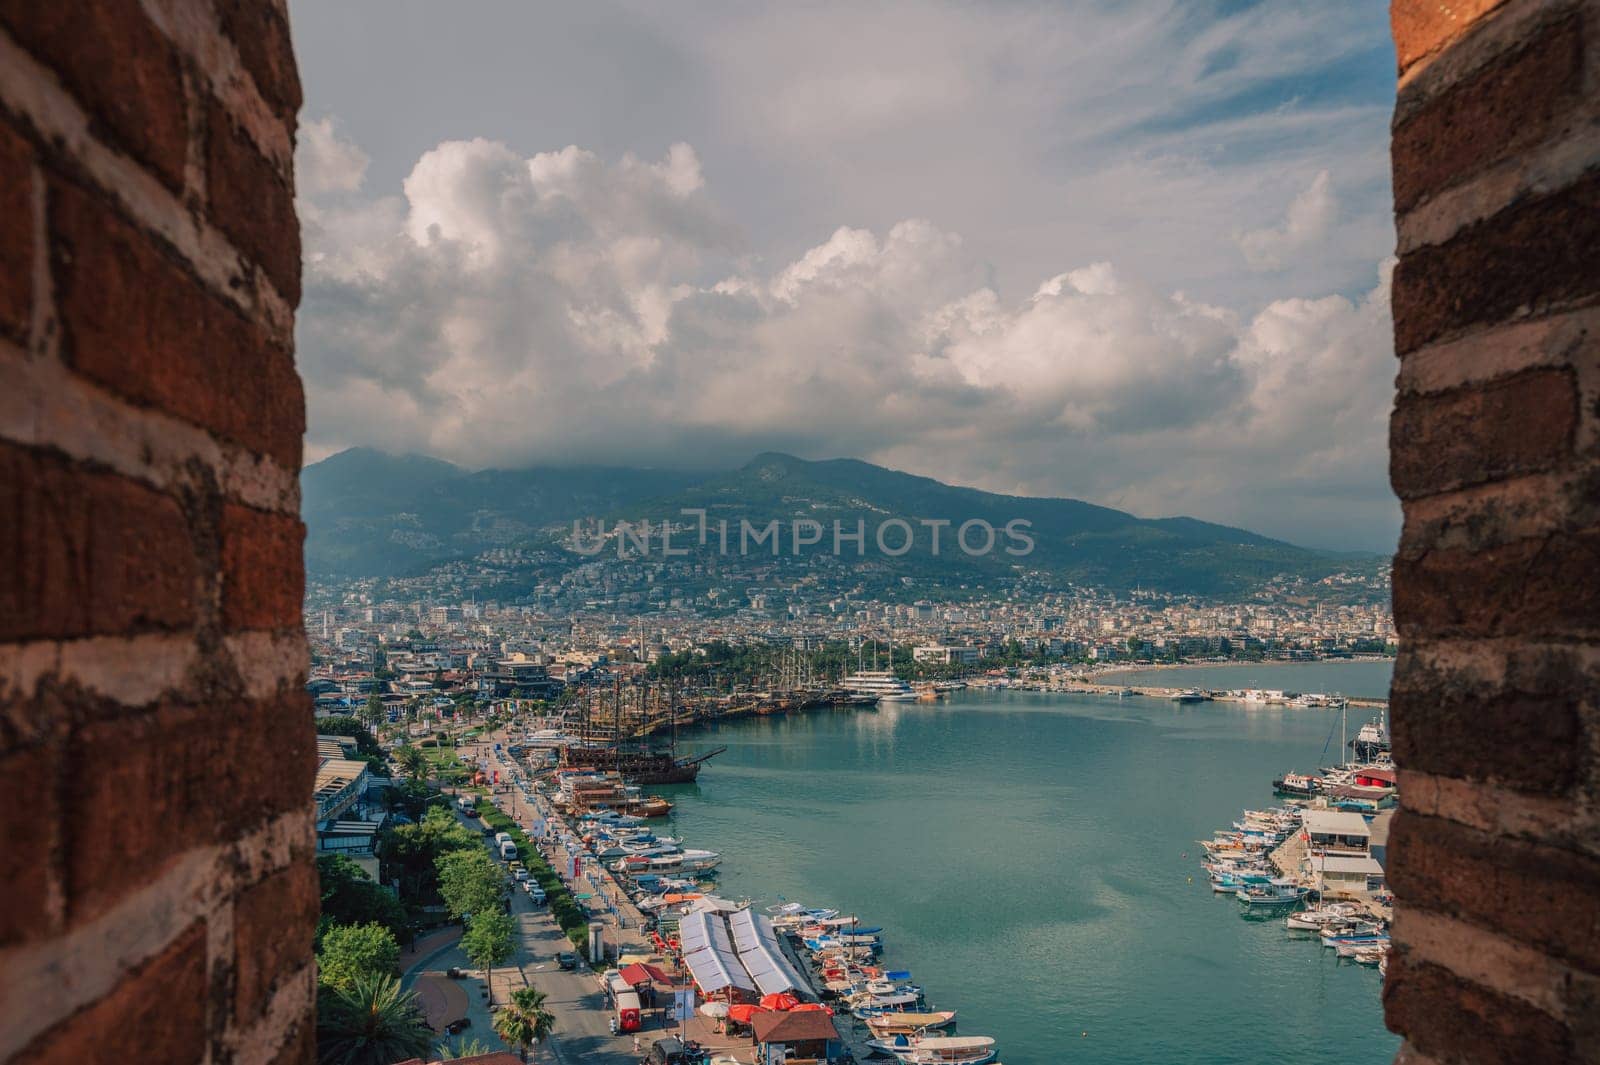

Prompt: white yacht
xmin=841 ymin=670 xmax=919 ymax=702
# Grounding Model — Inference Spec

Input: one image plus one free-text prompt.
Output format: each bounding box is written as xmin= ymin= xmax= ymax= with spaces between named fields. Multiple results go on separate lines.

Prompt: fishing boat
xmin=1285 ymin=903 xmax=1358 ymax=930
xmin=1170 ymin=689 xmax=1208 ymax=703
xmin=1271 ymin=771 xmax=1322 ymax=797
xmin=1235 ymin=876 xmax=1309 ymax=907
xmin=889 ymin=1036 xmax=997 ymax=1065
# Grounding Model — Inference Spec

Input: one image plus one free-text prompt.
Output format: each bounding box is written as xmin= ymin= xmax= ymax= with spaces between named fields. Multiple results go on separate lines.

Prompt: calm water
xmin=656 ymin=664 xmax=1397 ymax=1065
xmin=1100 ymin=659 xmax=1395 ymax=701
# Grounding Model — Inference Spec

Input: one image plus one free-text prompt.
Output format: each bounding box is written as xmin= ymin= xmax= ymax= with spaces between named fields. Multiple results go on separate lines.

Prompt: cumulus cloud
xmin=1237 ymin=171 xmax=1338 ymax=270
xmin=297 ymin=127 xmax=1398 ymax=550
xmin=297 ymin=116 xmax=370 ymax=196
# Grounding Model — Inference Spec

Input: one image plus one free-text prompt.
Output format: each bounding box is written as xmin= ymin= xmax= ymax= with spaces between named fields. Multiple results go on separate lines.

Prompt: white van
xmin=499 ymin=839 xmax=518 ymax=860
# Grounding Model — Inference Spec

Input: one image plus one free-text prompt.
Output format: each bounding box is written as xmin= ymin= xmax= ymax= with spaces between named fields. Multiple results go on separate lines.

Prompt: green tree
xmin=438 ymin=1037 xmax=497 ymax=1059
xmin=380 ymin=807 xmax=480 ymax=904
xmin=461 ymin=910 xmax=516 ymax=1005
xmin=492 ymin=985 xmax=556 ymax=1063
xmin=437 ymin=848 xmax=503 ymax=922
xmin=317 ymin=855 xmax=408 ymax=943
xmin=315 ymin=974 xmax=432 ymax=1065
xmin=317 ymin=922 xmax=400 ymax=991
xmin=394 ymin=744 xmax=429 ymax=782
xmin=361 ymin=693 xmax=385 ymax=728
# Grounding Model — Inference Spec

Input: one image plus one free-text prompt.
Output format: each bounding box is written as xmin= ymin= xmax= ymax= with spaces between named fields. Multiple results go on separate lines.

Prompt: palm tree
xmin=437 ymin=1036 xmax=496 ymax=1059
xmin=492 ymin=986 xmax=556 ymax=1063
xmin=315 ymin=974 xmax=432 ymax=1065
xmin=394 ymin=744 xmax=429 ymax=782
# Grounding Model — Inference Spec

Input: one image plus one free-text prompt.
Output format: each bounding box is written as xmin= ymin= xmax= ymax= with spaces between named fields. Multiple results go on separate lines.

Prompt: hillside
xmin=302 ymin=449 xmax=1370 ymax=595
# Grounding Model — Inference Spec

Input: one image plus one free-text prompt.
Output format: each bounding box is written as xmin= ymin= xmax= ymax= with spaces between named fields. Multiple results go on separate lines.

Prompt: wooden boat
xmin=890 ymin=1036 xmax=997 ymax=1065
xmin=865 ymin=1011 xmax=958 ymax=1035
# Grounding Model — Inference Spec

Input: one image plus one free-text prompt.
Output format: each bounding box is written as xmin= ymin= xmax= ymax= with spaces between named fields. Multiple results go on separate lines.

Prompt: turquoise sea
xmin=656 ymin=661 xmax=1397 ymax=1065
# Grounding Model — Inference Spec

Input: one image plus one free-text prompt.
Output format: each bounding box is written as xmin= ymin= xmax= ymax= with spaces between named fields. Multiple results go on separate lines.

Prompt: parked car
xmin=556 ymin=951 xmax=578 ymax=971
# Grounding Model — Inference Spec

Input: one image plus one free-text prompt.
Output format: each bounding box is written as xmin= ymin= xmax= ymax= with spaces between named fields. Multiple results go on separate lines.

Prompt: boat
xmin=1271 ymin=771 xmax=1322 ymax=798
xmin=562 ymin=742 xmax=727 ymax=785
xmin=840 ymin=671 xmax=919 ymax=702
xmin=864 ymin=1012 xmax=959 ymax=1036
xmin=1170 ymin=689 xmax=1208 ymax=702
xmin=1234 ymin=876 xmax=1309 ymax=907
xmin=1350 ymin=710 xmax=1391 ymax=762
xmin=889 ymin=1036 xmax=997 ymax=1065
xmin=1285 ymin=904 xmax=1358 ymax=930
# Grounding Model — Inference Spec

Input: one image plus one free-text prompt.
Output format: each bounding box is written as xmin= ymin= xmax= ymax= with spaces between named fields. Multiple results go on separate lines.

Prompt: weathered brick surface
xmin=205 ymin=97 xmax=300 ymax=305
xmin=0 ymin=0 xmax=190 ymax=192
xmin=1393 ymin=525 xmax=1600 ymax=639
xmin=0 ymin=122 xmax=33 ymax=341
xmin=1392 ymin=168 xmax=1600 ymax=355
xmin=214 ymin=0 xmax=304 ymax=122
xmin=1383 ymin=951 xmax=1573 ymax=1063
xmin=65 ymin=696 xmax=316 ymax=925
xmin=0 ymin=738 xmax=62 ymax=945
xmin=233 ymin=862 xmax=318 ymax=1022
xmin=1390 ymin=368 xmax=1577 ymax=499
xmin=220 ymin=503 xmax=306 ymax=630
xmin=1391 ymin=677 xmax=1583 ymax=795
xmin=0 ymin=442 xmax=198 ymax=642
xmin=49 ymin=176 xmax=306 ymax=467
xmin=1391 ymin=0 xmax=1512 ymax=76
xmin=19 ymin=921 xmax=208 ymax=1065
xmin=0 ymin=1 xmax=312 ymax=1060
xmin=1392 ymin=15 xmax=1585 ymax=214
xmin=1388 ymin=813 xmax=1600 ymax=973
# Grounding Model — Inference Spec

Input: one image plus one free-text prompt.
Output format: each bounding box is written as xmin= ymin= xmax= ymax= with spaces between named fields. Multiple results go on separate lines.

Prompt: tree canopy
xmin=317 ymin=922 xmax=400 ymax=991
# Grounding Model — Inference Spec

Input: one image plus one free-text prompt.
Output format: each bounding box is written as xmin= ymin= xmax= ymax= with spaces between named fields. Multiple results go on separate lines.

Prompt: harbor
xmin=462 ymin=665 xmax=1398 ymax=1065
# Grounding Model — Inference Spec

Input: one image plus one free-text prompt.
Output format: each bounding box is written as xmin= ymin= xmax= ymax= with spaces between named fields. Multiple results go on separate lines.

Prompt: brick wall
xmin=1386 ymin=1 xmax=1600 ymax=1062
xmin=0 ymin=2 xmax=314 ymax=1063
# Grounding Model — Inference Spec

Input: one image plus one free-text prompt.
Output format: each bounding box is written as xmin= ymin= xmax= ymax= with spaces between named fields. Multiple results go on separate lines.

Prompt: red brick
xmin=1393 ymin=169 xmax=1600 ymax=354
xmin=65 ymin=696 xmax=316 ymax=925
xmin=20 ymin=922 xmax=207 ymax=1065
xmin=214 ymin=0 xmax=303 ymax=121
xmin=1393 ymin=15 xmax=1585 ymax=213
xmin=0 ymin=442 xmax=197 ymax=641
xmin=0 ymin=739 xmax=63 ymax=945
xmin=1388 ymin=813 xmax=1600 ymax=972
xmin=49 ymin=176 xmax=305 ymax=467
xmin=1391 ymin=0 xmax=1511 ymax=75
xmin=220 ymin=503 xmax=305 ymax=630
xmin=1393 ymin=525 xmax=1600 ymax=640
xmin=234 ymin=860 xmax=318 ymax=1023
xmin=205 ymin=97 xmax=300 ymax=306
xmin=1383 ymin=952 xmax=1572 ymax=1063
xmin=0 ymin=120 xmax=33 ymax=341
xmin=1391 ymin=677 xmax=1583 ymax=795
xmin=1390 ymin=368 xmax=1577 ymax=499
xmin=0 ymin=0 xmax=189 ymax=192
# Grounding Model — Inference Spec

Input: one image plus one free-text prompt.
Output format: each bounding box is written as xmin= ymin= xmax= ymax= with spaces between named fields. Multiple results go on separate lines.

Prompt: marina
xmin=521 ymin=669 xmax=1400 ymax=1065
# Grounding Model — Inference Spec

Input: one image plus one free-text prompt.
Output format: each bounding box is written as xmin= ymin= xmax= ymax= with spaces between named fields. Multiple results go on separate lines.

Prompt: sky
xmin=288 ymin=0 xmax=1400 ymax=551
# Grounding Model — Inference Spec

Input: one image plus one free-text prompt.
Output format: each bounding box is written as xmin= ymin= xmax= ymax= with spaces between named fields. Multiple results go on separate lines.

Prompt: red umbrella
xmin=791 ymin=1003 xmax=833 ymax=1014
xmin=727 ymin=1004 xmax=769 ymax=1024
xmin=759 ymin=993 xmax=800 ymax=1012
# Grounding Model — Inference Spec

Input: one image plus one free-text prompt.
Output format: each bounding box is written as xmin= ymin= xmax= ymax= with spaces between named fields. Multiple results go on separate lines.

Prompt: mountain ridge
xmin=302 ymin=447 xmax=1372 ymax=595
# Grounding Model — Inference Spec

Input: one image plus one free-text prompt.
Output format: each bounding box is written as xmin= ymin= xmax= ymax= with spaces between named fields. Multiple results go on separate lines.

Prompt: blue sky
xmin=289 ymin=1 xmax=1401 ymax=551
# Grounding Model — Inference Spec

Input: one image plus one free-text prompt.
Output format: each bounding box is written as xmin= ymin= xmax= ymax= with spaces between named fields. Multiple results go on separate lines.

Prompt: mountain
xmin=302 ymin=448 xmax=1372 ymax=595
xmin=619 ymin=453 xmax=1351 ymax=596
xmin=301 ymin=448 xmax=705 ymax=577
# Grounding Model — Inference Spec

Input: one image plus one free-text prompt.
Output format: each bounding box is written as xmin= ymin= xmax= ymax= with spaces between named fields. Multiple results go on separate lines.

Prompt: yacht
xmin=841 ymin=671 xmax=919 ymax=702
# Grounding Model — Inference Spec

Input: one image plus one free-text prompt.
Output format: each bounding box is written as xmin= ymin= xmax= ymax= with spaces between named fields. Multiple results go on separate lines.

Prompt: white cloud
xmin=296 ymin=116 xmax=370 ymax=196
xmin=1237 ymin=170 xmax=1338 ymax=270
xmin=298 ymin=133 xmax=1398 ymax=549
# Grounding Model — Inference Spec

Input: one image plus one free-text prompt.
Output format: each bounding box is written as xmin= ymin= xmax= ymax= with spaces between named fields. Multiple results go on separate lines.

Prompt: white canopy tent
xmin=727 ymin=909 xmax=806 ymax=995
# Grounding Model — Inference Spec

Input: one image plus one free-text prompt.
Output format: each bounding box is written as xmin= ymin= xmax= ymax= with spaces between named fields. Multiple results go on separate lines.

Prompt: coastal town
xmin=307 ymin=576 xmax=1398 ymax=1064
